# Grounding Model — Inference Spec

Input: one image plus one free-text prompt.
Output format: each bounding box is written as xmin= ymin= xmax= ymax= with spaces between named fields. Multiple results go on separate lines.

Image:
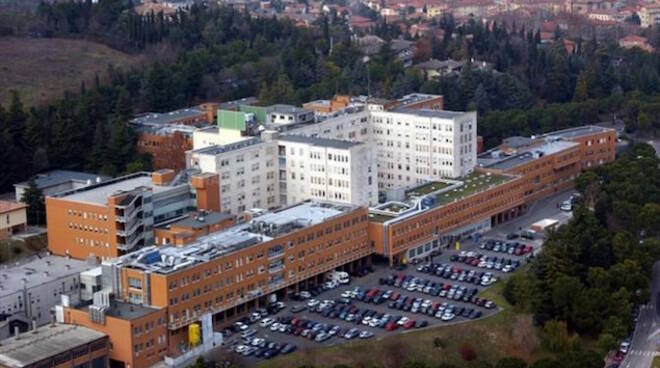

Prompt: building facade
xmin=277 ymin=135 xmax=378 ymax=206
xmin=0 ymin=201 xmax=27 ymax=240
xmin=0 ymin=323 xmax=109 ymax=368
xmin=46 ymin=171 xmax=219 ymax=260
xmin=81 ymin=202 xmax=370 ymax=363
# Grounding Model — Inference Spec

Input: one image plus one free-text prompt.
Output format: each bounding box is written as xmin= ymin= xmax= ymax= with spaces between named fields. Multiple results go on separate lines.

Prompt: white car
xmin=359 ymin=330 xmax=374 ymax=339
xmin=502 ymin=265 xmax=513 ymax=273
xmin=307 ymin=299 xmax=320 ymax=308
xmin=560 ymin=200 xmax=572 ymax=212
xmin=299 ymin=291 xmax=311 ymax=299
xmin=270 ymin=322 xmax=281 ymax=332
xmin=619 ymin=341 xmax=630 ymax=354
xmin=259 ymin=317 xmax=275 ymax=328
xmin=362 ymin=316 xmax=372 ymax=325
xmin=235 ymin=345 xmax=248 ymax=353
xmin=441 ymin=313 xmax=455 ymax=321
xmin=397 ymin=317 xmax=410 ymax=326
xmin=251 ymin=338 xmax=265 ymax=347
xmin=341 ymin=291 xmax=353 ymax=298
xmin=235 ymin=322 xmax=248 ymax=331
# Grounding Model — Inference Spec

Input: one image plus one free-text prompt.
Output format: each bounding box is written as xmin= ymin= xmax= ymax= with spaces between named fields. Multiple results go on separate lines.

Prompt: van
xmin=327 ymin=270 xmax=350 ymax=284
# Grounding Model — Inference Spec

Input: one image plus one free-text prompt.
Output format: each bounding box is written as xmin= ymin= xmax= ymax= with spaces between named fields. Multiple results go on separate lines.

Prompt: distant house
xmin=349 ymin=15 xmax=376 ymax=33
xmin=0 ymin=201 xmax=27 ymax=239
xmin=14 ymin=170 xmax=109 ymax=202
xmin=414 ymin=58 xmax=494 ymax=80
xmin=619 ymin=35 xmax=655 ymax=52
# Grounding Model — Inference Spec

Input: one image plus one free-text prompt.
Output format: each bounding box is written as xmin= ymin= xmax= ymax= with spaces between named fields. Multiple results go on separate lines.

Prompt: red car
xmin=403 ymin=320 xmax=416 ymax=329
xmin=390 ymin=292 xmax=400 ymax=301
xmin=385 ymin=322 xmax=398 ymax=331
xmin=366 ymin=288 xmax=380 ymax=298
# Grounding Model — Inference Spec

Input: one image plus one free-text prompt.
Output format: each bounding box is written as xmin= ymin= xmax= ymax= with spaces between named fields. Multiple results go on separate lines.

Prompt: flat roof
xmin=389 ymin=108 xmax=469 ymax=119
xmin=14 ymin=170 xmax=108 ymax=189
xmin=114 ymin=201 xmax=358 ymax=275
xmin=80 ymin=300 xmax=159 ymax=320
xmin=192 ymin=137 xmax=262 ymax=156
xmin=131 ymin=107 xmax=207 ymax=126
xmin=279 ymin=135 xmax=362 ymax=150
xmin=54 ymin=172 xmax=177 ymax=206
xmin=0 ymin=324 xmax=106 ymax=368
xmin=483 ymin=140 xmax=578 ymax=171
xmin=369 ymin=171 xmax=516 ymax=223
xmin=0 ymin=255 xmax=95 ymax=298
xmin=268 ymin=104 xmax=311 ymax=115
xmin=542 ymin=125 xmax=613 ymax=139
xmin=170 ymin=212 xmax=234 ymax=230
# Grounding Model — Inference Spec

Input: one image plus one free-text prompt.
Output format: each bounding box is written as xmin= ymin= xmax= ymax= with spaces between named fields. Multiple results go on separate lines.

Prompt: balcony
xmin=115 ymin=220 xmax=142 ymax=237
xmin=115 ymin=206 xmax=141 ymax=223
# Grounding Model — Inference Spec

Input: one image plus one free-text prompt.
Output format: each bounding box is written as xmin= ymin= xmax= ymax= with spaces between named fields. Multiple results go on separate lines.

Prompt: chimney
xmin=31 ymin=319 xmax=37 ymax=334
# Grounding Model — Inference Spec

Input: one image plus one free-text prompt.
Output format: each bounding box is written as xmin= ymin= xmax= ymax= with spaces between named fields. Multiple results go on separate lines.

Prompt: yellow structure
xmin=188 ymin=323 xmax=201 ymax=347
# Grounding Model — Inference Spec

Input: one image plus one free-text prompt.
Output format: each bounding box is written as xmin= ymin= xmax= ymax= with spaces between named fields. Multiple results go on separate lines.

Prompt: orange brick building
xmin=478 ymin=126 xmax=617 ymax=203
xmin=62 ymin=300 xmax=168 ymax=368
xmin=136 ymin=130 xmax=193 ymax=172
xmin=46 ymin=171 xmax=220 ymax=261
xmin=100 ymin=202 xmax=371 ymax=360
xmin=154 ymin=212 xmax=235 ymax=246
xmin=368 ymin=170 xmax=526 ymax=265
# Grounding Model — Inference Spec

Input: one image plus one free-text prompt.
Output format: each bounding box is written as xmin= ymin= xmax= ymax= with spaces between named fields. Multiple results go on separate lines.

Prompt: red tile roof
xmin=0 ymin=201 xmax=27 ymax=214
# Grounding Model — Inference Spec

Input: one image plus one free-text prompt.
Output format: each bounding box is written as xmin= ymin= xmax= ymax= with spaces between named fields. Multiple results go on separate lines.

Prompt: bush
xmin=459 ymin=342 xmax=477 ymax=361
xmin=496 ymin=357 xmax=527 ymax=368
xmin=433 ymin=337 xmax=446 ymax=348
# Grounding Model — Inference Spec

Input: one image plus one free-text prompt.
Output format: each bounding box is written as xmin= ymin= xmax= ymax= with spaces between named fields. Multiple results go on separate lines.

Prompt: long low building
xmin=64 ymin=201 xmax=371 ymax=364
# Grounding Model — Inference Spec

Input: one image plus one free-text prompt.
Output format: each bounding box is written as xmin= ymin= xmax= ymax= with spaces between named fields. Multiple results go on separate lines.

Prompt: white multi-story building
xmin=290 ymin=104 xmax=477 ymax=187
xmin=277 ymin=135 xmax=377 ymax=206
xmin=187 ymin=93 xmax=476 ymax=213
xmin=187 ymin=136 xmax=280 ymax=215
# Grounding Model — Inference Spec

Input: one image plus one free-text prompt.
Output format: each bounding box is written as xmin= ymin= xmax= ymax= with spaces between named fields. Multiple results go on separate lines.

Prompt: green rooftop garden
xmin=406 ymin=181 xmax=452 ymax=196
xmin=433 ymin=171 xmax=512 ymax=206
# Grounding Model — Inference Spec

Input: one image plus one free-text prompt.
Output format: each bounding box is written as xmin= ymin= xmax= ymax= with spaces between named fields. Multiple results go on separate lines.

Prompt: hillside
xmin=0 ymin=37 xmax=143 ymax=107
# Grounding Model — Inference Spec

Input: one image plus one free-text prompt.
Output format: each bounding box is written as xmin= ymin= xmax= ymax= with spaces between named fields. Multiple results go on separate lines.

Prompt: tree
xmin=20 ymin=178 xmax=45 ymax=225
xmin=597 ymin=332 xmax=617 ymax=353
xmin=496 ymin=357 xmax=527 ymax=368
xmin=573 ymin=72 xmax=589 ymax=102
xmin=542 ymin=320 xmax=574 ymax=354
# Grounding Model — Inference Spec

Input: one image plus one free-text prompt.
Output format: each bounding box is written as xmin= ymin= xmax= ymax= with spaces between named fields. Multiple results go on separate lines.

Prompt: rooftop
xmin=192 ymin=136 xmax=263 ymax=156
xmin=54 ymin=172 xmax=180 ymax=205
xmin=0 ymin=255 xmax=95 ymax=299
xmin=369 ymin=171 xmax=516 ymax=223
xmin=131 ymin=106 xmax=208 ymax=126
xmin=0 ymin=201 xmax=27 ymax=214
xmin=279 ymin=135 xmax=362 ymax=150
xmin=80 ymin=300 xmax=160 ymax=320
xmin=0 ymin=324 xmax=107 ymax=368
xmin=219 ymin=97 xmax=259 ymax=111
xmin=14 ymin=170 xmax=108 ymax=190
xmin=268 ymin=104 xmax=311 ymax=115
xmin=406 ymin=181 xmax=451 ymax=196
xmin=397 ymin=93 xmax=442 ymax=107
xmin=480 ymin=140 xmax=579 ymax=171
xmin=541 ymin=125 xmax=613 ymax=139
xmin=389 ymin=108 xmax=469 ymax=119
xmin=432 ymin=171 xmax=512 ymax=206
xmin=114 ymin=201 xmax=357 ymax=274
xmin=169 ymin=212 xmax=234 ymax=230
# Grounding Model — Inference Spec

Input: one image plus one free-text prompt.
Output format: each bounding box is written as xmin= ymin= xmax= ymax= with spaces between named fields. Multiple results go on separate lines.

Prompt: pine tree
xmin=573 ymin=72 xmax=589 ymax=102
xmin=20 ymin=178 xmax=45 ymax=225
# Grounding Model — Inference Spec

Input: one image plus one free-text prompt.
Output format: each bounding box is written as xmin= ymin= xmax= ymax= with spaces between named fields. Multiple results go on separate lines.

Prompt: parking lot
xmin=220 ymin=190 xmax=575 ymax=362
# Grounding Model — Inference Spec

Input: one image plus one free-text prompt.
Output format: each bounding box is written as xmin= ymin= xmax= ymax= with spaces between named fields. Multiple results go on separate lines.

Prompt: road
xmin=621 ymin=262 xmax=660 ymax=368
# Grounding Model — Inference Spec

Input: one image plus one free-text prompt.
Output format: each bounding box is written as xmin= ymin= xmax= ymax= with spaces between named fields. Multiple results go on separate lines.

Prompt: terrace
xmin=369 ymin=171 xmax=515 ymax=223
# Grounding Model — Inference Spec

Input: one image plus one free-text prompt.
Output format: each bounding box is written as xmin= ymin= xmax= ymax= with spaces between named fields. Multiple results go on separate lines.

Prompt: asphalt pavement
xmin=620 ymin=262 xmax=660 ymax=368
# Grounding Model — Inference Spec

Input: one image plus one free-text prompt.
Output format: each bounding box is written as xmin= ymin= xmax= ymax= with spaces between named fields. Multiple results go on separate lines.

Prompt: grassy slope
xmin=0 ymin=37 xmax=142 ymax=107
xmin=257 ymin=282 xmax=551 ymax=368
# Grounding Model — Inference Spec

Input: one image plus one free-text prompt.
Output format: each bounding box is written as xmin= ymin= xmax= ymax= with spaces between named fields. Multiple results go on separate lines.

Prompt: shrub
xmin=459 ymin=342 xmax=477 ymax=361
